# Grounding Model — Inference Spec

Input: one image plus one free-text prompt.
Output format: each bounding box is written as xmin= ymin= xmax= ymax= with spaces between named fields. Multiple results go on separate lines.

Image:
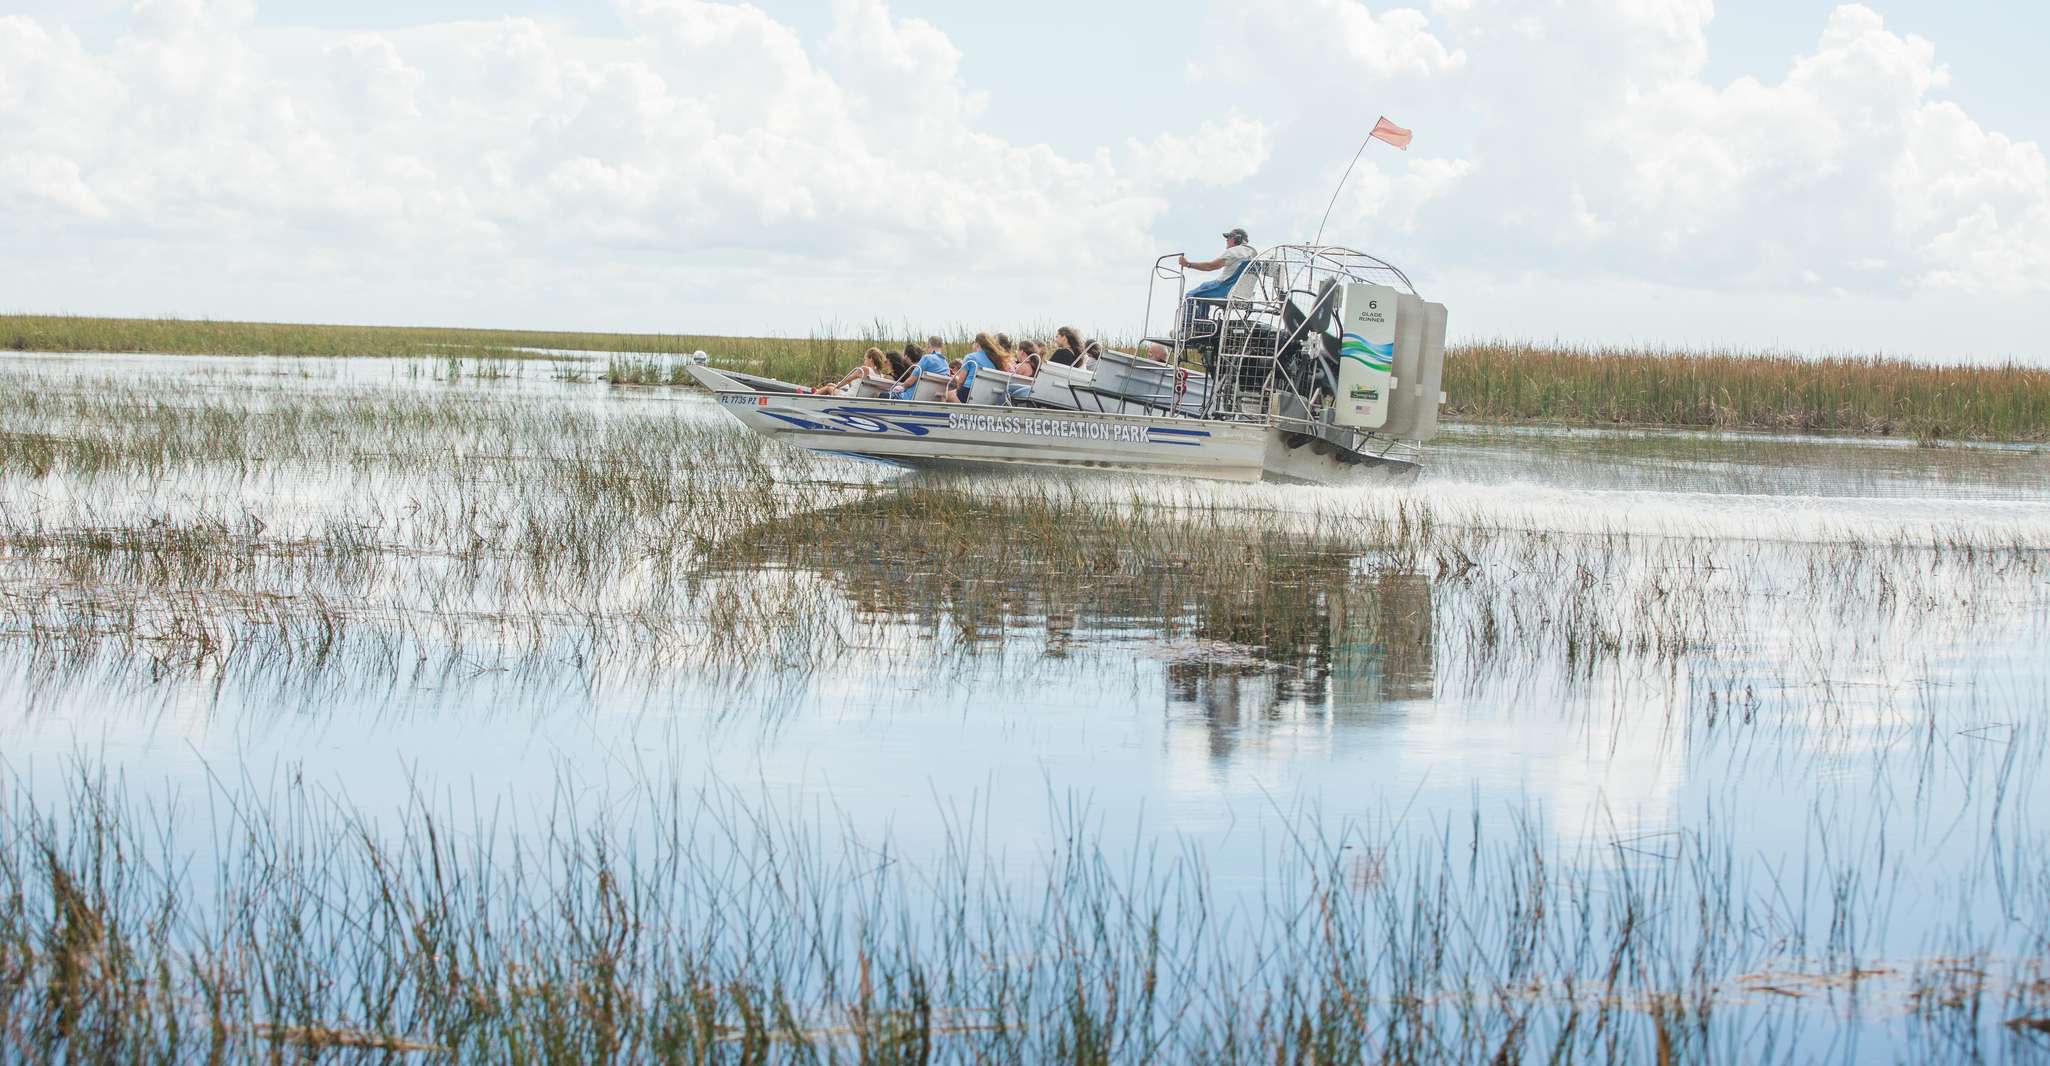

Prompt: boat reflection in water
xmin=1163 ymin=568 xmax=1433 ymax=763
xmin=703 ymin=490 xmax=1434 ymax=766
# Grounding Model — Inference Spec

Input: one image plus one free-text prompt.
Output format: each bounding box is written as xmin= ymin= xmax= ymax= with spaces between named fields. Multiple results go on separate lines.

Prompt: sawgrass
xmin=0 ymin=314 xmax=711 ymax=361
xmin=1445 ymin=339 xmax=2050 ymax=442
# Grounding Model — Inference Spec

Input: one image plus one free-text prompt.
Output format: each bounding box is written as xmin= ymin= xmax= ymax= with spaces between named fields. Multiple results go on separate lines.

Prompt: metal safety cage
xmin=1143 ymin=244 xmax=1423 ymax=461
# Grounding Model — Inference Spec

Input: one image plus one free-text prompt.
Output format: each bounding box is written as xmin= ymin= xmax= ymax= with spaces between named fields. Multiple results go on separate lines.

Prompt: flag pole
xmin=1313 ymin=132 xmax=1377 ymax=249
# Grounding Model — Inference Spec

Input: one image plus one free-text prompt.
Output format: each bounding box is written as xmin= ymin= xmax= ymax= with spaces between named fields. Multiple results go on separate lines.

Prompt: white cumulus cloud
xmin=0 ymin=0 xmax=1276 ymax=330
xmin=1406 ymin=1 xmax=2050 ymax=298
xmin=1126 ymin=115 xmax=1273 ymax=188
xmin=1579 ymin=5 xmax=2050 ymax=295
xmin=0 ymin=0 xmax=2043 ymax=357
xmin=1203 ymin=0 xmax=1466 ymax=80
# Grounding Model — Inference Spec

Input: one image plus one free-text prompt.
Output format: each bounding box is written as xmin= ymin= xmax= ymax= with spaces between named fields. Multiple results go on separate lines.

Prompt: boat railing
xmin=1198 ymin=314 xmax=1288 ymax=423
xmin=1142 ymin=253 xmax=1189 ymax=353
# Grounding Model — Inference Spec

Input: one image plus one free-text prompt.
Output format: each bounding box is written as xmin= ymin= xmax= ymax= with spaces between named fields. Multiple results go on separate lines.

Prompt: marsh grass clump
xmin=602 ymin=354 xmax=690 ymax=385
xmin=2 ymin=764 xmax=2047 ymax=1064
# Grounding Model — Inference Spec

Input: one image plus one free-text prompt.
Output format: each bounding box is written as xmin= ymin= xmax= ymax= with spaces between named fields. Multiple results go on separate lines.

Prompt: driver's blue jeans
xmin=1179 ymin=280 xmax=1231 ymax=339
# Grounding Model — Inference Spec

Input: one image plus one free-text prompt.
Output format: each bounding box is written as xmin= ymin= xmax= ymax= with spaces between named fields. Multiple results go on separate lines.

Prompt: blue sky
xmin=3 ymin=0 xmax=2046 ymax=360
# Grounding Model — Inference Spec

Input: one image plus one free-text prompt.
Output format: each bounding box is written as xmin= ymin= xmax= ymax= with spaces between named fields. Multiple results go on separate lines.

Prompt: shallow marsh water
xmin=2 ymin=352 xmax=2048 ymax=1061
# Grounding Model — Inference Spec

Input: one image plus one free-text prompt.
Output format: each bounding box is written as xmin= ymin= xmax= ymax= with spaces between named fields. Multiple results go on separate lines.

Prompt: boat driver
xmin=1178 ymin=227 xmax=1257 ymax=340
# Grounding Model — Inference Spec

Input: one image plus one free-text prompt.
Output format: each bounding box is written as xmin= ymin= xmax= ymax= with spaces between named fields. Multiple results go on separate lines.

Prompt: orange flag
xmin=1369 ymin=116 xmax=1412 ymax=150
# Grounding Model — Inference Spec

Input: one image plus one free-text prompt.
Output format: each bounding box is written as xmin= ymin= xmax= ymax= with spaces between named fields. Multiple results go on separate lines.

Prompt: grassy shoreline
xmin=0 ymin=313 xmax=705 ymax=361
xmin=6 ymin=314 xmax=2046 ymax=442
xmin=1448 ymin=340 xmax=2050 ymax=442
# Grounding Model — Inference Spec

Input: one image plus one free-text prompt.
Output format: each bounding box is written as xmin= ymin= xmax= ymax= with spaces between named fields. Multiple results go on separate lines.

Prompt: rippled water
xmin=3 ymin=353 xmax=2047 ymax=1058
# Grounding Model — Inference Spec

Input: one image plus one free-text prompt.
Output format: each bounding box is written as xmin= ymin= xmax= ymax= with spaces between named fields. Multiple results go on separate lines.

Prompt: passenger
xmin=1001 ymin=348 xmax=1040 ymax=404
xmin=885 ymin=343 xmax=917 ymax=384
xmin=955 ymin=331 xmax=1009 ymax=403
xmin=816 ymin=346 xmax=889 ymax=395
xmin=888 ymin=335 xmax=953 ymax=400
xmin=1178 ymin=226 xmax=1257 ymax=338
xmin=1082 ymin=340 xmax=1103 ymax=368
xmin=1049 ymin=326 xmax=1085 ymax=367
xmin=877 ymin=344 xmax=917 ymax=396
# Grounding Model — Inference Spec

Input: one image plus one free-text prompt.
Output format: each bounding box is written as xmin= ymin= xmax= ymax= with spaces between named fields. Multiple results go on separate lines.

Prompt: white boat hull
xmin=687 ymin=365 xmax=1416 ymax=485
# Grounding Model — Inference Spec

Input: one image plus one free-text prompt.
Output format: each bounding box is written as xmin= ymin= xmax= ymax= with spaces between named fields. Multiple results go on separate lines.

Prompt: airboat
xmin=686 ymin=244 xmax=1449 ymax=484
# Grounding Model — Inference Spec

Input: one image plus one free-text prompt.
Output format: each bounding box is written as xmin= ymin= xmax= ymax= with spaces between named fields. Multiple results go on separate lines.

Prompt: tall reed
xmin=1445 ymin=339 xmax=2050 ymax=441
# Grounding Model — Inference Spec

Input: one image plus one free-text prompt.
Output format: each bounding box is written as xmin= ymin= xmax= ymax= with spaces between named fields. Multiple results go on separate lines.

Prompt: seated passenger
xmin=1082 ymin=340 xmax=1103 ymax=367
xmin=1049 ymin=326 xmax=1085 ymax=367
xmin=885 ymin=343 xmax=917 ymax=385
xmin=887 ymin=335 xmax=953 ymax=399
xmin=955 ymin=331 xmax=1009 ymax=403
xmin=1003 ymin=350 xmax=1039 ymax=403
xmin=815 ymin=347 xmax=889 ymax=395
